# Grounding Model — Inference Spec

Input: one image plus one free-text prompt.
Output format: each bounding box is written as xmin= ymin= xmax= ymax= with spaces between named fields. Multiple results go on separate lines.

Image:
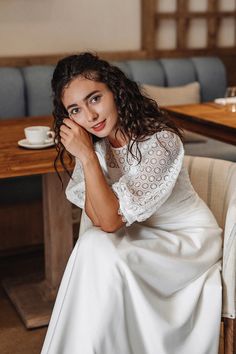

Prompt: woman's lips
xmin=92 ymin=120 xmax=106 ymax=132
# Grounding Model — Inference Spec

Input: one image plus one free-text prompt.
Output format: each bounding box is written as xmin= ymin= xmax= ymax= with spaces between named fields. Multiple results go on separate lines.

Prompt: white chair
xmin=184 ymin=155 xmax=236 ymax=354
xmin=79 ymin=155 xmax=236 ymax=354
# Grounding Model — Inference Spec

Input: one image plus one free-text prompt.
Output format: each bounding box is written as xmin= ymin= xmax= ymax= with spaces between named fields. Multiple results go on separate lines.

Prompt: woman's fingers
xmin=63 ymin=118 xmax=77 ymax=129
xmin=60 ymin=118 xmax=83 ymax=136
xmin=60 ymin=119 xmax=80 ymax=147
xmin=59 ymin=130 xmax=68 ymax=139
xmin=59 ymin=118 xmax=93 ymax=158
xmin=60 ymin=119 xmax=79 ymax=138
xmin=60 ymin=124 xmax=71 ymax=135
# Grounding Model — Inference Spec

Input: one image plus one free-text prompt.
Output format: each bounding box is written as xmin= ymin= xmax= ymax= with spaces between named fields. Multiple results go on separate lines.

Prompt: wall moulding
xmin=0 ymin=50 xmax=147 ymax=67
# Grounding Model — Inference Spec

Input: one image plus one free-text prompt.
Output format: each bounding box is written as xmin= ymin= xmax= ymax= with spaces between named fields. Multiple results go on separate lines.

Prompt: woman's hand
xmin=60 ymin=118 xmax=94 ymax=162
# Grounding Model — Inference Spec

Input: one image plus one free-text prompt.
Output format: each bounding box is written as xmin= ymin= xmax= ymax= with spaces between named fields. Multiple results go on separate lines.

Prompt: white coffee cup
xmin=24 ymin=126 xmax=55 ymax=145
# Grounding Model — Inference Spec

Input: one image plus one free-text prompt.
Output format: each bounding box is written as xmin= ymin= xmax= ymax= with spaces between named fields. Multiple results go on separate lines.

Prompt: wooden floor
xmin=0 ymin=249 xmax=47 ymax=354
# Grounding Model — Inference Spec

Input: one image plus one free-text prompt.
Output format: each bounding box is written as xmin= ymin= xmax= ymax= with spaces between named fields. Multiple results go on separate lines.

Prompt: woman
xmin=41 ymin=52 xmax=222 ymax=354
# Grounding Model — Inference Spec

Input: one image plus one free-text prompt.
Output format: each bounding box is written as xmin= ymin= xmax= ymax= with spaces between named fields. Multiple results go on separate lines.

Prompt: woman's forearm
xmin=82 ymin=152 xmax=124 ymax=232
xmin=85 ymin=192 xmax=100 ymax=226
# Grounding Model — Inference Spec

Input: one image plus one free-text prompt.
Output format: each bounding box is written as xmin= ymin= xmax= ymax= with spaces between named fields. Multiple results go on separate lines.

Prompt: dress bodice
xmin=66 ymin=130 xmax=199 ymax=226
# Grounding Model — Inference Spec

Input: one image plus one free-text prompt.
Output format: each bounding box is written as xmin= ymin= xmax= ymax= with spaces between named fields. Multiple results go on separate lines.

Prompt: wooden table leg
xmin=43 ymin=171 xmax=73 ymax=296
xmin=224 ymin=318 xmax=236 ymax=354
xmin=3 ymin=172 xmax=73 ymax=328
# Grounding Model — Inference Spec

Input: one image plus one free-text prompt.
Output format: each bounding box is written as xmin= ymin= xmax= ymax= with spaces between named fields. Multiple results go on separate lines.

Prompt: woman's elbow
xmin=93 ymin=221 xmax=101 ymax=227
xmin=100 ymin=220 xmax=124 ymax=233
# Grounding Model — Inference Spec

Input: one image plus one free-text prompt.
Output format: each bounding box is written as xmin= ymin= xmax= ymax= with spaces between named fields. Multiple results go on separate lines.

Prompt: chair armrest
xmin=222 ymin=194 xmax=236 ymax=319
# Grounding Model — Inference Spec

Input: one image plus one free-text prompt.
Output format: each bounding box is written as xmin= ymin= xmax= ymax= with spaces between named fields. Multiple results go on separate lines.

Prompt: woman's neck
xmin=107 ymin=131 xmax=128 ymax=148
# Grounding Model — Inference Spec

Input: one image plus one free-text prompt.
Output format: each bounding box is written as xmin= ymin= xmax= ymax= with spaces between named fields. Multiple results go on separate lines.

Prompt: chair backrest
xmin=0 ymin=68 xmax=26 ymax=119
xmin=21 ymin=65 xmax=55 ymax=116
xmin=184 ymin=155 xmax=236 ymax=319
xmin=114 ymin=57 xmax=227 ymax=102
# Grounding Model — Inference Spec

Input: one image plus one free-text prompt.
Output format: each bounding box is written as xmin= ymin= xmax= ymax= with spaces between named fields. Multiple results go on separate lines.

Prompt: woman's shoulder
xmin=92 ymin=131 xmax=183 ymax=160
xmin=139 ymin=130 xmax=182 ymax=151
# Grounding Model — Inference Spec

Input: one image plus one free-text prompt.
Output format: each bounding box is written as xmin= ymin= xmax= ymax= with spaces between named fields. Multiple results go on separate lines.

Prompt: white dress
xmin=41 ymin=131 xmax=222 ymax=354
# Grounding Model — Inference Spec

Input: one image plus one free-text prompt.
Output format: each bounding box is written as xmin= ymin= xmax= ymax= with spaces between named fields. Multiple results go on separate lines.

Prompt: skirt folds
xmin=41 ymin=209 xmax=222 ymax=354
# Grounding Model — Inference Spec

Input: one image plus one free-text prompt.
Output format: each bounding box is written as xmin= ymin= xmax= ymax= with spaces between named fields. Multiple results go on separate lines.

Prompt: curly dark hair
xmin=51 ymin=52 xmax=182 ymax=174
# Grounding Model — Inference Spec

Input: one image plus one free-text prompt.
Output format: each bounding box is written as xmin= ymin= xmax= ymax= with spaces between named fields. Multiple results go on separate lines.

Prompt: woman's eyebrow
xmin=84 ymin=90 xmax=100 ymax=101
xmin=67 ymin=103 xmax=78 ymax=110
xmin=66 ymin=90 xmax=100 ymax=110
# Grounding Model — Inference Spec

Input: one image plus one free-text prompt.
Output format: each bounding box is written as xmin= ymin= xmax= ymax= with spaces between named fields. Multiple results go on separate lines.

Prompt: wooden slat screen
xmin=141 ymin=0 xmax=236 ymax=57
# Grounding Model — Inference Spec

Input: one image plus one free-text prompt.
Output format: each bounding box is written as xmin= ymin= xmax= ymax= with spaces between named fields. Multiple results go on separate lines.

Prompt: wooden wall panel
xmin=0 ymin=200 xmax=43 ymax=253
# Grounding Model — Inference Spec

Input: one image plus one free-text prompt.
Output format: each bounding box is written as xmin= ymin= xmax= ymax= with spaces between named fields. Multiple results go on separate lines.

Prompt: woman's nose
xmin=86 ymin=107 xmax=98 ymax=122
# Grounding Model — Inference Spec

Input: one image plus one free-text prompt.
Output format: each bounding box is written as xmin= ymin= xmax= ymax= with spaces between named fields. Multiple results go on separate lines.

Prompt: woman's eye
xmin=70 ymin=107 xmax=80 ymax=116
xmin=91 ymin=95 xmax=101 ymax=104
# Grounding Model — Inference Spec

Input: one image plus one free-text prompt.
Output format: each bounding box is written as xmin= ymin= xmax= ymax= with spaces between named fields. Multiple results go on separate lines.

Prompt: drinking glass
xmin=224 ymin=86 xmax=236 ymax=112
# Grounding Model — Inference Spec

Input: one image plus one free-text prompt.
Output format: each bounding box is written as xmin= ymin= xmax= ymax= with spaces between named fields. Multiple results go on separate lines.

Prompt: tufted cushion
xmin=111 ymin=61 xmax=133 ymax=79
xmin=21 ymin=65 xmax=55 ymax=116
xmin=127 ymin=60 xmax=166 ymax=86
xmin=191 ymin=57 xmax=227 ymax=101
xmin=142 ymin=82 xmax=206 ymax=143
xmin=159 ymin=58 xmax=196 ymax=86
xmin=142 ymin=81 xmax=201 ymax=106
xmin=0 ymin=68 xmax=26 ymax=119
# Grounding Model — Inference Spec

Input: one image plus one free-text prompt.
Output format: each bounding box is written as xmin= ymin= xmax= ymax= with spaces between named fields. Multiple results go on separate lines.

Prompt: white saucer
xmin=18 ymin=138 xmax=55 ymax=149
xmin=214 ymin=97 xmax=236 ymax=105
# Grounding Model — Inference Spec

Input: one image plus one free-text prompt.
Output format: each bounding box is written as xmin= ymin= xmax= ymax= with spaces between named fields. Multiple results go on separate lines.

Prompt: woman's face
xmin=62 ymin=76 xmax=120 ymax=144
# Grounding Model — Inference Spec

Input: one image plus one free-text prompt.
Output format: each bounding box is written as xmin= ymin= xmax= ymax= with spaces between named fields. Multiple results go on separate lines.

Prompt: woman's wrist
xmin=79 ymin=150 xmax=98 ymax=167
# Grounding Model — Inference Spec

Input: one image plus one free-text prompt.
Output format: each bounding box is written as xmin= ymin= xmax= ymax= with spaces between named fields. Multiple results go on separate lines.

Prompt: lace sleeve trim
xmin=117 ymin=208 xmax=129 ymax=225
xmin=65 ymin=145 xmax=111 ymax=209
xmin=112 ymin=131 xmax=184 ymax=226
xmin=65 ymin=159 xmax=85 ymax=208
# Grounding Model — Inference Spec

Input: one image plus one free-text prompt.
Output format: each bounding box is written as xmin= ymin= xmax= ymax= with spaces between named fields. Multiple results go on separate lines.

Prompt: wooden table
xmin=164 ymin=102 xmax=236 ymax=146
xmin=0 ymin=116 xmax=74 ymax=328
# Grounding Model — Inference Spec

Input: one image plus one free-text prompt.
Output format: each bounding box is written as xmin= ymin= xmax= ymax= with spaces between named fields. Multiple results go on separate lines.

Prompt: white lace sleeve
xmin=65 ymin=141 xmax=111 ymax=208
xmin=66 ymin=158 xmax=85 ymax=208
xmin=112 ymin=131 xmax=184 ymax=226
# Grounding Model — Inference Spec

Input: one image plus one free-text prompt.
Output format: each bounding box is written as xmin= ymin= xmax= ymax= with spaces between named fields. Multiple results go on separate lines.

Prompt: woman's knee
xmin=79 ymin=228 xmax=117 ymax=261
xmin=78 ymin=229 xmax=125 ymax=281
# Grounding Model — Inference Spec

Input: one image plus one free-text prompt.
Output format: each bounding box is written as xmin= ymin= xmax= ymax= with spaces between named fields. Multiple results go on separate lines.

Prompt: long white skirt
xmin=41 ymin=196 xmax=222 ymax=354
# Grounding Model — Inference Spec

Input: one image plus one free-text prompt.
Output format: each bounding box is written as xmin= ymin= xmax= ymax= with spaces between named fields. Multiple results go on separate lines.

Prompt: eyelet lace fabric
xmin=66 ymin=158 xmax=85 ymax=209
xmin=66 ymin=131 xmax=184 ymax=226
xmin=109 ymin=131 xmax=184 ymax=226
xmin=66 ymin=148 xmax=112 ymax=209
